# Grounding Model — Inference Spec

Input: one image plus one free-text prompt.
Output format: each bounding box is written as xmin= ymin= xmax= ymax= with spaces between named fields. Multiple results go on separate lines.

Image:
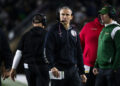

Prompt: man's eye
xmin=66 ymin=14 xmax=69 ymax=16
xmin=62 ymin=14 xmax=65 ymax=16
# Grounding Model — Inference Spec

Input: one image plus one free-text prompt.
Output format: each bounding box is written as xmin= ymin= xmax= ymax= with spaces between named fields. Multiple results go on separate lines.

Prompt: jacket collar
xmin=105 ymin=20 xmax=119 ymax=27
xmin=58 ymin=22 xmax=72 ymax=30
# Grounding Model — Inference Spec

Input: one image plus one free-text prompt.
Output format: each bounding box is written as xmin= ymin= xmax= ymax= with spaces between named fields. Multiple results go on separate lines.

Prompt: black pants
xmin=0 ymin=74 xmax=2 ymax=86
xmin=24 ymin=64 xmax=49 ymax=86
xmin=80 ymin=67 xmax=96 ymax=86
xmin=114 ymin=68 xmax=120 ymax=86
xmin=51 ymin=65 xmax=81 ymax=86
xmin=95 ymin=69 xmax=115 ymax=86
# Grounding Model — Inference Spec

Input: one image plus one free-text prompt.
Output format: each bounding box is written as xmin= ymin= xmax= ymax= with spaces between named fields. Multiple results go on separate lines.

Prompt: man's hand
xmin=10 ymin=69 xmax=16 ymax=81
xmin=80 ymin=74 xmax=87 ymax=83
xmin=1 ymin=69 xmax=10 ymax=80
xmin=93 ymin=68 xmax=99 ymax=75
xmin=51 ymin=67 xmax=60 ymax=78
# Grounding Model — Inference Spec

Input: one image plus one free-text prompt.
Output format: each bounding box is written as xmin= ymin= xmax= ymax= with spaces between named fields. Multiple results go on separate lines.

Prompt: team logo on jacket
xmin=105 ymin=32 xmax=109 ymax=35
xmin=91 ymin=28 xmax=97 ymax=30
xmin=71 ymin=30 xmax=77 ymax=37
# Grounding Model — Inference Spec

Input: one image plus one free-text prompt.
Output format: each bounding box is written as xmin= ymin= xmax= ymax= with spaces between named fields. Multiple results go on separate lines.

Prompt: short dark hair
xmin=32 ymin=13 xmax=46 ymax=26
xmin=58 ymin=6 xmax=73 ymax=15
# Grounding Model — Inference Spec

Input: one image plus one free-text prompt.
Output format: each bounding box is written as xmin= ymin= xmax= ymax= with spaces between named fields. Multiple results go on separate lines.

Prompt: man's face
xmin=59 ymin=8 xmax=73 ymax=25
xmin=100 ymin=14 xmax=111 ymax=24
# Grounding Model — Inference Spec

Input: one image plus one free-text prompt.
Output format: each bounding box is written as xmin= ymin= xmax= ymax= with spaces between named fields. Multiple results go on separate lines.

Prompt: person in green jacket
xmin=93 ymin=5 xmax=120 ymax=86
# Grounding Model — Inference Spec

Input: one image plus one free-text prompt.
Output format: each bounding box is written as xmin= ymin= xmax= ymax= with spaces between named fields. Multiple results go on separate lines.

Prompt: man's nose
xmin=63 ymin=15 xmax=67 ymax=18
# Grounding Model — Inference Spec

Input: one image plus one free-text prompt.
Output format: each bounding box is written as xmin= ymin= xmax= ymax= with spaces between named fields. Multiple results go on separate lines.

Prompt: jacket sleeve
xmin=0 ymin=29 xmax=13 ymax=69
xmin=112 ymin=30 xmax=120 ymax=69
xmin=45 ymin=29 xmax=56 ymax=69
xmin=17 ymin=35 xmax=25 ymax=51
xmin=76 ymin=34 xmax=85 ymax=75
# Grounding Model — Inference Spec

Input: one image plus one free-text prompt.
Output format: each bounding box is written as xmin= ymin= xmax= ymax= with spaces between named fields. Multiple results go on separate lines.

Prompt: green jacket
xmin=95 ymin=21 xmax=120 ymax=70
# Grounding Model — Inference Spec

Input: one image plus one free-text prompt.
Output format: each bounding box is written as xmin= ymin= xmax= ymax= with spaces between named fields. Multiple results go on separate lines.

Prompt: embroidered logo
xmin=91 ymin=28 xmax=97 ymax=30
xmin=58 ymin=32 xmax=62 ymax=36
xmin=71 ymin=30 xmax=77 ymax=37
xmin=105 ymin=32 xmax=109 ymax=35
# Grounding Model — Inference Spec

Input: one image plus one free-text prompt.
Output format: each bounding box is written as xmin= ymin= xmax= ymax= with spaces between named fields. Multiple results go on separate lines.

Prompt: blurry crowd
xmin=0 ymin=0 xmax=120 ymax=35
xmin=0 ymin=0 xmax=41 ymax=33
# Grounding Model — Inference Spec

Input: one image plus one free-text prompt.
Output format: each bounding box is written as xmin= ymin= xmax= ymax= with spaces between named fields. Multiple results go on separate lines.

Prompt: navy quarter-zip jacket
xmin=46 ymin=22 xmax=85 ymax=74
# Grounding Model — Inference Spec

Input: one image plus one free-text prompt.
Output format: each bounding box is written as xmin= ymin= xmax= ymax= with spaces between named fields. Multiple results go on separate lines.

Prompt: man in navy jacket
xmin=45 ymin=6 xmax=87 ymax=86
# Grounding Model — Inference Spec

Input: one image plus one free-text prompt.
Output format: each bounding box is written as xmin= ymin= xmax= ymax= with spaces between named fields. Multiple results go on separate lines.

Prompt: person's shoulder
xmin=71 ymin=25 xmax=78 ymax=30
xmin=82 ymin=20 xmax=95 ymax=31
xmin=85 ymin=20 xmax=94 ymax=26
xmin=70 ymin=25 xmax=79 ymax=34
xmin=25 ymin=30 xmax=31 ymax=35
xmin=86 ymin=18 xmax=99 ymax=26
xmin=21 ymin=29 xmax=32 ymax=38
xmin=48 ymin=22 xmax=59 ymax=32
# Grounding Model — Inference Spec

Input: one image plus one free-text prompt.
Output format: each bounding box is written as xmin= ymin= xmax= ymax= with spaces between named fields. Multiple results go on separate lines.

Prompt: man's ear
xmin=71 ymin=15 xmax=73 ymax=20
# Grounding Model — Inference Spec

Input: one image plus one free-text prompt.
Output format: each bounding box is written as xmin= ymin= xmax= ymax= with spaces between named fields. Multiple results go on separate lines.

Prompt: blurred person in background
xmin=79 ymin=15 xmax=104 ymax=86
xmin=10 ymin=13 xmax=49 ymax=86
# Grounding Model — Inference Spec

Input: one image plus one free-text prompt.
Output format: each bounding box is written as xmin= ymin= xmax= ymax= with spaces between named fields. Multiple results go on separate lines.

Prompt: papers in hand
xmin=84 ymin=65 xmax=90 ymax=73
xmin=49 ymin=71 xmax=64 ymax=80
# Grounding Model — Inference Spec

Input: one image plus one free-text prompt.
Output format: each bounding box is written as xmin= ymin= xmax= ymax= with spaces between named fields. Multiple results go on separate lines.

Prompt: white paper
xmin=24 ymin=63 xmax=29 ymax=69
xmin=84 ymin=65 xmax=90 ymax=73
xmin=49 ymin=71 xmax=64 ymax=80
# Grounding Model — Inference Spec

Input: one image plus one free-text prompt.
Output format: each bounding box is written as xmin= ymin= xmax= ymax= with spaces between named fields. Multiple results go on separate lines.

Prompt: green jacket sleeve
xmin=113 ymin=30 xmax=120 ymax=69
